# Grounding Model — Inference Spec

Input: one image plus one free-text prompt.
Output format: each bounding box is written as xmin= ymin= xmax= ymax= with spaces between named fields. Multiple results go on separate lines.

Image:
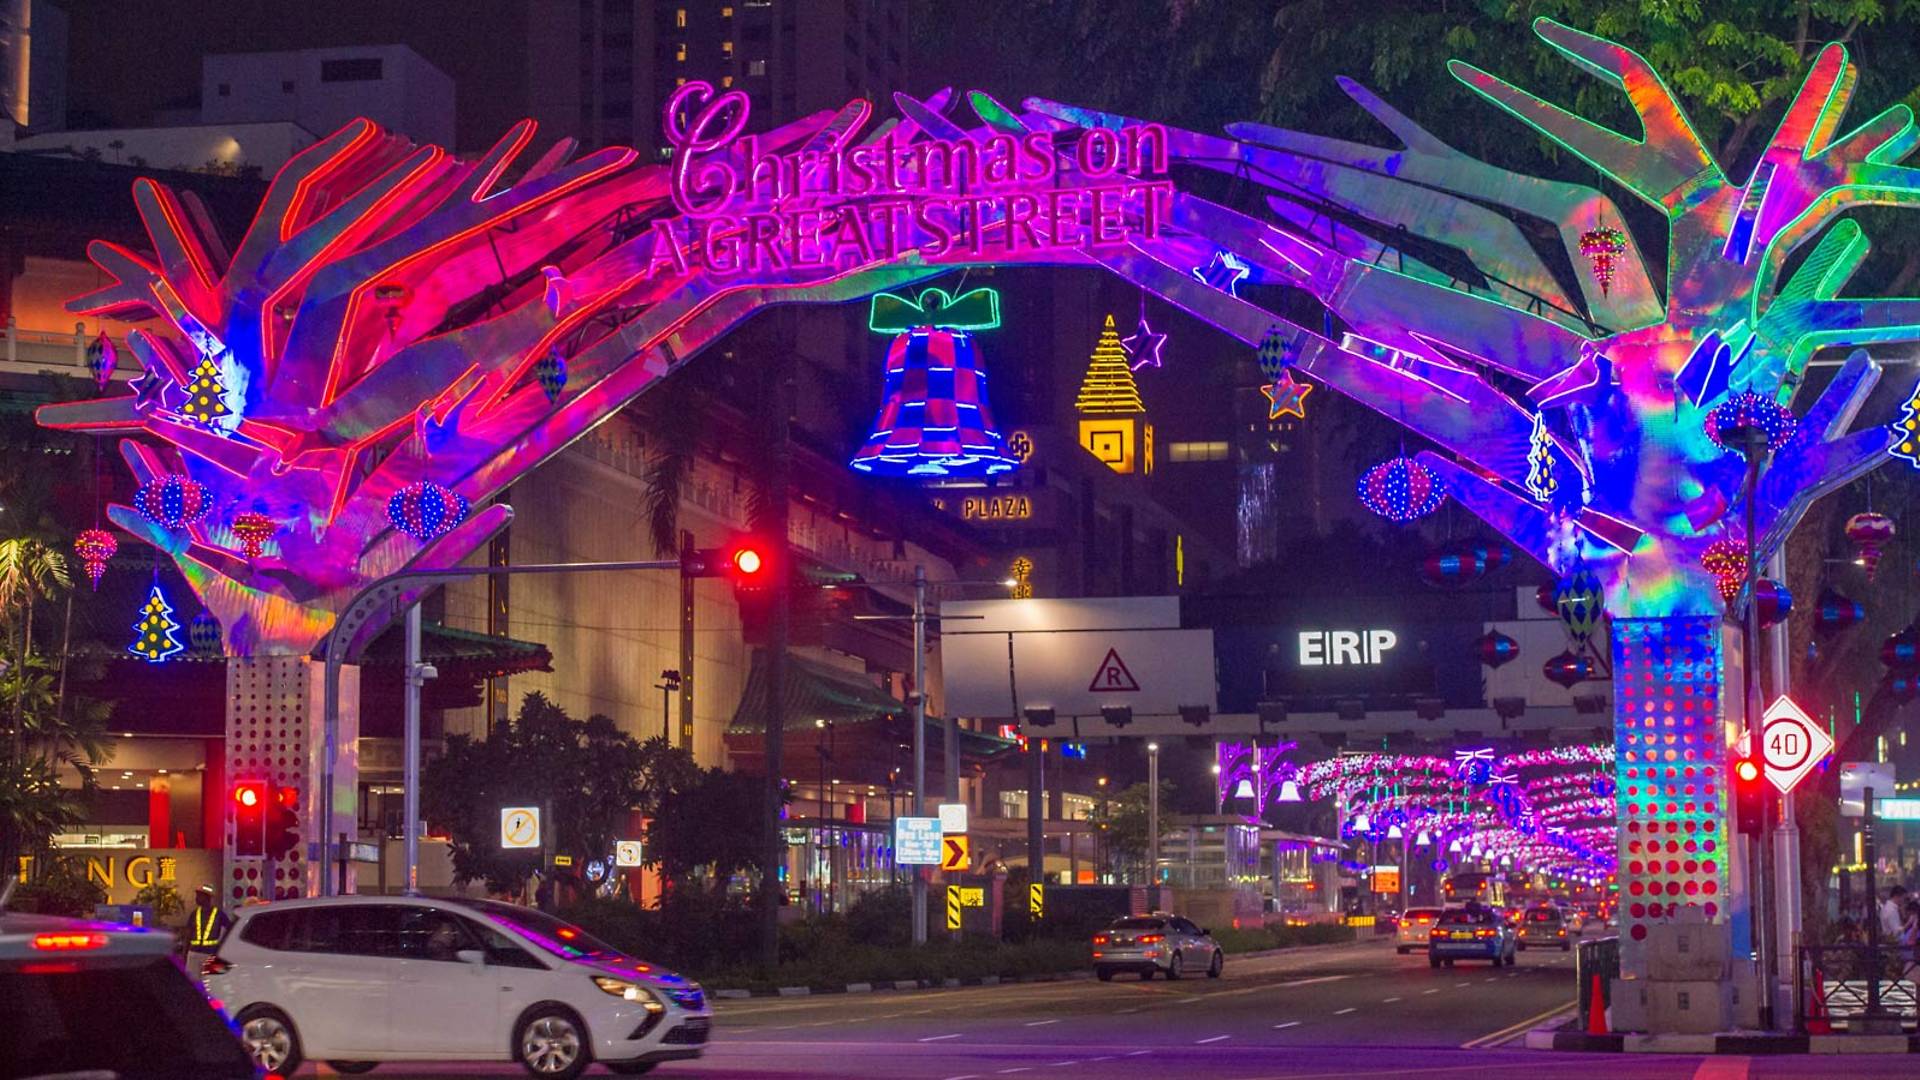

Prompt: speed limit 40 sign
xmin=1757 ymin=696 xmax=1833 ymax=795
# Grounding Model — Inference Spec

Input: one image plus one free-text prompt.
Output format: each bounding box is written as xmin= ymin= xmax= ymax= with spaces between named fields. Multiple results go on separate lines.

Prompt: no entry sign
xmin=1758 ymin=696 xmax=1832 ymax=795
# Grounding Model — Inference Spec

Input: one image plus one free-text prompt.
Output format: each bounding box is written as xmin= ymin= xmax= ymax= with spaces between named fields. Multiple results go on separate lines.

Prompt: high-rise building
xmin=526 ymin=0 xmax=909 ymax=157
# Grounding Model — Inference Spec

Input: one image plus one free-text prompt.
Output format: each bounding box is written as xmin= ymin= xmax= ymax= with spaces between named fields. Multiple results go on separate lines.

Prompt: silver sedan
xmin=1092 ymin=914 xmax=1224 ymax=981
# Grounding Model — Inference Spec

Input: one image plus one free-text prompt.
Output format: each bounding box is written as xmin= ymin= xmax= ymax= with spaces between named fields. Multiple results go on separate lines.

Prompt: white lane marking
xmin=1422 ymin=988 xmax=1441 ymax=995
xmin=997 ymin=1070 xmax=1029 ymax=1076
xmin=1049 ymin=1062 xmax=1079 ymax=1068
xmin=1196 ymin=1035 xmax=1230 ymax=1044
xmin=1483 ymin=977 xmax=1498 ymax=983
xmin=1272 ymin=1021 xmax=1301 ymax=1030
xmin=1382 ymin=996 xmax=1402 ymax=1003
xmin=1333 ymin=1007 xmax=1357 ymax=1015
xmin=1127 ymin=1050 xmax=1152 ymax=1056
xmin=1086 ymin=1057 xmax=1114 ymax=1062
xmin=1116 ymin=1007 xmax=1144 ymax=1014
xmin=1456 ymin=982 xmax=1471 ymax=987
xmin=920 ymin=1033 xmax=963 ymax=1042
xmin=943 ymin=1075 xmax=981 ymax=1080
xmin=1025 ymin=1019 xmax=1059 ymax=1027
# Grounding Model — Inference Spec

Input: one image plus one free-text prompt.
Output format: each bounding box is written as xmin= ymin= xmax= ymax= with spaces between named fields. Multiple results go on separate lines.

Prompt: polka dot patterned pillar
xmin=1612 ymin=616 xmax=1729 ymax=974
xmin=224 ymin=658 xmax=359 ymax=902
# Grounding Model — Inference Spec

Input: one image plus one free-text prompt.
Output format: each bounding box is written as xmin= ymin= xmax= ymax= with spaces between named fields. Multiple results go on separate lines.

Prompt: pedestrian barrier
xmin=1576 ymin=935 xmax=1619 ymax=1030
xmin=1795 ymin=944 xmax=1920 ymax=1033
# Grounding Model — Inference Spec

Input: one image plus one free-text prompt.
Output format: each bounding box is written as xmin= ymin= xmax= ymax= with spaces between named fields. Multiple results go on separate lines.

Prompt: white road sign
xmin=1759 ymin=696 xmax=1833 ymax=795
xmin=500 ymin=806 xmax=541 ymax=849
xmin=896 ymin=816 xmax=943 ymax=866
xmin=938 ymin=802 xmax=969 ymax=834
xmin=942 ymin=597 xmax=1216 ymax=719
xmin=615 ymin=840 xmax=644 ymax=867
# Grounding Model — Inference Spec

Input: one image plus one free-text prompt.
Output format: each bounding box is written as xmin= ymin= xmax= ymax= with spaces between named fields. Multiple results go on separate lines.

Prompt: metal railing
xmin=1576 ymin=935 xmax=1619 ymax=1022
xmin=1796 ymin=943 xmax=1920 ymax=1032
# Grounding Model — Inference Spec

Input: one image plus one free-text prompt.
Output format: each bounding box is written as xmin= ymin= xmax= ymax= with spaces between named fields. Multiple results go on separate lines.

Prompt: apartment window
xmin=675 ymin=42 xmax=687 ymax=61
xmin=748 ymin=58 xmax=767 ymax=76
xmin=722 ymin=5 xmax=734 ymax=15
xmin=319 ymin=57 xmax=384 ymax=83
xmin=281 ymin=80 xmax=295 ymax=93
xmin=721 ymin=75 xmax=735 ymax=87
xmin=674 ymin=7 xmax=686 ymax=27
xmin=1167 ymin=441 xmax=1229 ymax=463
xmin=722 ymin=40 xmax=734 ymax=57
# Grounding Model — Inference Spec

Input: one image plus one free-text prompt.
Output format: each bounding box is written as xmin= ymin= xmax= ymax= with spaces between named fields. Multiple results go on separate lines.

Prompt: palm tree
xmin=0 ymin=538 xmax=71 ymax=759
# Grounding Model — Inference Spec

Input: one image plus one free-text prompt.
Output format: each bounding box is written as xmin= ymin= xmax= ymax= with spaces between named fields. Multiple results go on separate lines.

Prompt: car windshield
xmin=1438 ymin=909 xmax=1494 ymax=925
xmin=0 ymin=956 xmax=256 ymax=1078
xmin=450 ymin=899 xmax=620 ymax=960
xmin=1110 ymin=918 xmax=1165 ymax=931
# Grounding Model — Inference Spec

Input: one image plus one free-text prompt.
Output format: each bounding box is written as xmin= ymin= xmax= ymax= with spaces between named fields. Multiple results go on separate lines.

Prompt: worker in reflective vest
xmin=188 ymin=884 xmax=230 ymax=954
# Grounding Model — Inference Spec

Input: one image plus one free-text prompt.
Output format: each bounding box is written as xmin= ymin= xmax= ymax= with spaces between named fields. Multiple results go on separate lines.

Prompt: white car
xmin=204 ymin=895 xmax=711 ymax=1079
xmin=1394 ymin=907 xmax=1443 ymax=953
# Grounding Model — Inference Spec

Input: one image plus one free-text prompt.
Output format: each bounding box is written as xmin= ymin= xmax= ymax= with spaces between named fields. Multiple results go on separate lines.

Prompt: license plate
xmin=1450 ymin=931 xmax=1475 ymax=940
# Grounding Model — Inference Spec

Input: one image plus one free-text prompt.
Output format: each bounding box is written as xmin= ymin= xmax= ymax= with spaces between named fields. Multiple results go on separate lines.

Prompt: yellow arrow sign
xmin=941 ymin=834 xmax=970 ymax=871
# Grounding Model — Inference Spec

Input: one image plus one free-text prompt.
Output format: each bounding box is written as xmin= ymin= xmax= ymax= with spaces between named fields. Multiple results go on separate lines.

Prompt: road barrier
xmin=1576 ymin=935 xmax=1619 ymax=1026
xmin=1795 ymin=944 xmax=1919 ymax=1033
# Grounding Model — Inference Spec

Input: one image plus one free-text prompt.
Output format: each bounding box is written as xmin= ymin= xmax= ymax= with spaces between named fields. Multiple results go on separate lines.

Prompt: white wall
xmin=202 ymin=45 xmax=454 ymax=148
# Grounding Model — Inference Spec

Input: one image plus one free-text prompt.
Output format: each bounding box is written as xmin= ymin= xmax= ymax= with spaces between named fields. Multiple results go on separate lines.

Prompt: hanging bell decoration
xmin=85 ymin=331 xmax=118 ymax=390
xmin=534 ymin=348 xmax=568 ymax=402
xmin=1699 ymin=539 xmax=1749 ymax=604
xmin=1543 ymin=650 xmax=1592 ymax=688
xmin=1753 ymin=579 xmax=1792 ymax=629
xmin=188 ymin=610 xmax=223 ymax=656
xmin=850 ymin=287 xmax=1018 ymax=478
xmin=73 ymin=528 xmax=118 ymax=591
xmin=1845 ymin=511 xmax=1895 ymax=579
xmin=387 ymin=480 xmax=470 ymax=543
xmin=1578 ymin=225 xmax=1627 ymax=296
xmin=1815 ymin=589 xmax=1864 ymax=634
xmin=1472 ymin=630 xmax=1519 ymax=669
xmin=229 ymin=511 xmax=277 ymax=560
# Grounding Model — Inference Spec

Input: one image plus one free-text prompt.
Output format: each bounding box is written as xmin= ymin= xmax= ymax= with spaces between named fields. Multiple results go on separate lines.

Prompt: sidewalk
xmin=1524 ymin=1015 xmax=1920 ymax=1054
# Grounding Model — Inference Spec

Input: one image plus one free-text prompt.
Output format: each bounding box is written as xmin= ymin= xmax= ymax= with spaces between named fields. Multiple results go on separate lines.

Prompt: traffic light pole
xmin=319 ymin=559 xmax=679 ymax=895
xmin=911 ymin=565 xmax=928 ymax=946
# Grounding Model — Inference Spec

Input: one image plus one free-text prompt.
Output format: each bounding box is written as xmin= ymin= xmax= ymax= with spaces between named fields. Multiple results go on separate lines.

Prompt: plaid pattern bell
xmin=849 ymin=287 xmax=1020 ymax=479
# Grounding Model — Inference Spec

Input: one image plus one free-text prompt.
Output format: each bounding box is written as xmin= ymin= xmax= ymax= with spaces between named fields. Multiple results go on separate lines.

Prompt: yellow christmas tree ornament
xmin=1074 ymin=315 xmax=1145 ymax=415
xmin=180 ymin=355 xmax=232 ymax=425
xmin=1893 ymin=379 xmax=1920 ymax=469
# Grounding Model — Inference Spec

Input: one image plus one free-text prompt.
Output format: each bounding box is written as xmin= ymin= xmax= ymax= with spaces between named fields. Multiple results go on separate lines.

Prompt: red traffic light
xmin=1734 ymin=758 xmax=1760 ymax=784
xmin=732 ymin=546 xmax=765 ymax=576
xmin=234 ymin=782 xmax=263 ymax=808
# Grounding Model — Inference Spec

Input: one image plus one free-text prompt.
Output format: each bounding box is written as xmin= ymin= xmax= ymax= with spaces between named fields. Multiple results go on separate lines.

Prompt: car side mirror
xmin=455 ymin=948 xmax=486 ymax=967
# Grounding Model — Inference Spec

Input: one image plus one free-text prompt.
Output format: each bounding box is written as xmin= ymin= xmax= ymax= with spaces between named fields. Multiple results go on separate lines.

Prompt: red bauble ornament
xmin=74 ymin=528 xmax=118 ymax=591
xmin=230 ymin=511 xmax=277 ymax=560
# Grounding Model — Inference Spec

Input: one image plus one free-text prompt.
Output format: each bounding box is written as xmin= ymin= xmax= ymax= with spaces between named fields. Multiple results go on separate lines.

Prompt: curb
xmin=1523 ymin=1018 xmax=1920 ymax=1055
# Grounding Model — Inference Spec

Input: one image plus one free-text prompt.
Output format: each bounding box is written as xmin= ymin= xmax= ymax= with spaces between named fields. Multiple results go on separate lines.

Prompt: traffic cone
xmin=1587 ymin=973 xmax=1609 ymax=1035
xmin=1806 ymin=969 xmax=1833 ymax=1035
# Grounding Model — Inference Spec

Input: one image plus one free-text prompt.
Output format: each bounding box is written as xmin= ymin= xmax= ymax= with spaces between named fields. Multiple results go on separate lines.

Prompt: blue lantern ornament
xmin=535 ymin=348 xmax=568 ymax=402
xmin=1357 ymin=455 xmax=1445 ymax=522
xmin=387 ymin=480 xmax=470 ymax=542
xmin=849 ymin=287 xmax=1019 ymax=478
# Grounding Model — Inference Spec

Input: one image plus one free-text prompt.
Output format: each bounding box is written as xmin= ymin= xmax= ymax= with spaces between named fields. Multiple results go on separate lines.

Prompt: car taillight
xmin=1417 ymin=917 xmax=1432 ymax=924
xmin=1137 ymin=934 xmax=1164 ymax=944
xmin=1092 ymin=935 xmax=1108 ymax=945
xmin=1557 ymin=929 xmax=1566 ymax=936
xmin=33 ymin=932 xmax=107 ymax=951
xmin=1429 ymin=927 xmax=1445 ymax=938
xmin=201 ymin=956 xmax=231 ymax=977
xmin=1475 ymin=928 xmax=1495 ymax=938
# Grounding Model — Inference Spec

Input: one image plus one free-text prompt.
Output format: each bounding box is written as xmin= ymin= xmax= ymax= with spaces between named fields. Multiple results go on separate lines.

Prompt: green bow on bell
xmin=868 ymin=286 xmax=1001 ymax=334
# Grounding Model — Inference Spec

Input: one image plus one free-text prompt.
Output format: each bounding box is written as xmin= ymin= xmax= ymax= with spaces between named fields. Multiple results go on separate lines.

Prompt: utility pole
xmin=758 ymin=348 xmax=794 ymax=967
xmin=911 ymin=565 xmax=927 ymax=945
xmin=401 ymin=603 xmax=436 ymax=895
xmin=1147 ymin=741 xmax=1160 ymax=901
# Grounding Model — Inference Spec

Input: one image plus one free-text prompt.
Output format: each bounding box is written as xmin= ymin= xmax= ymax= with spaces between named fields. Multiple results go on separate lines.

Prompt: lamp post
xmin=655 ymin=669 xmax=681 ymax=743
xmin=1147 ymin=741 xmax=1160 ymax=900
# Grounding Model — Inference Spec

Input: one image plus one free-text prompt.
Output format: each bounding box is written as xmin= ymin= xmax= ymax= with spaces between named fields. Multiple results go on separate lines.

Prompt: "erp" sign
xmin=1298 ymin=629 xmax=1397 ymax=667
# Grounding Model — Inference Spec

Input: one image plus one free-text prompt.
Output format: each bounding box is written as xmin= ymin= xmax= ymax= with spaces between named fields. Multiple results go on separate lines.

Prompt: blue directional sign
xmin=895 ymin=816 xmax=942 ymax=865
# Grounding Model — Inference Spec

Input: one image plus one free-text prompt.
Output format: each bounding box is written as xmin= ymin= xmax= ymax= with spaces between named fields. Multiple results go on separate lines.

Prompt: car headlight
xmin=593 ymin=976 xmax=666 ymax=1012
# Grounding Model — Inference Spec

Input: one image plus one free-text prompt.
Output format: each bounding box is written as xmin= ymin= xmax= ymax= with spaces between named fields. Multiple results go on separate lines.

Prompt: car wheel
xmin=1097 ymin=967 xmax=1114 ymax=982
xmin=605 ymin=1064 xmax=658 ymax=1076
xmin=1505 ymin=950 xmax=1517 ymax=967
xmin=1166 ymin=952 xmax=1184 ymax=980
xmin=1429 ymin=955 xmax=1441 ymax=969
xmin=1208 ymin=951 xmax=1223 ymax=979
xmin=1562 ymin=944 xmax=1572 ymax=952
xmin=1396 ymin=946 xmax=1407 ymax=954
xmin=236 ymin=1006 xmax=303 ymax=1078
xmin=327 ymin=1064 xmax=378 ymax=1075
xmin=1517 ymin=942 xmax=1527 ymax=951
xmin=1442 ymin=959 xmax=1454 ymax=968
xmin=515 ymin=1006 xmax=591 ymax=1080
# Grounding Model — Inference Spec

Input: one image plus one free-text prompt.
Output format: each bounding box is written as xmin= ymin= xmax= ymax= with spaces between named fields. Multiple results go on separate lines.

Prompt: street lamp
xmin=1146 ymin=742 xmax=1160 ymax=896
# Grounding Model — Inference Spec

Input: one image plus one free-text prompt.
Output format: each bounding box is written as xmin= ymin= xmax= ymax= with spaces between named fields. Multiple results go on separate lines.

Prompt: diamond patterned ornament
xmin=85 ymin=332 xmax=117 ymax=390
xmin=188 ymin=609 xmax=223 ymax=656
xmin=1256 ymin=325 xmax=1292 ymax=380
xmin=1553 ymin=566 xmax=1604 ymax=646
xmin=74 ymin=528 xmax=117 ymax=591
xmin=535 ymin=348 xmax=568 ymax=402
